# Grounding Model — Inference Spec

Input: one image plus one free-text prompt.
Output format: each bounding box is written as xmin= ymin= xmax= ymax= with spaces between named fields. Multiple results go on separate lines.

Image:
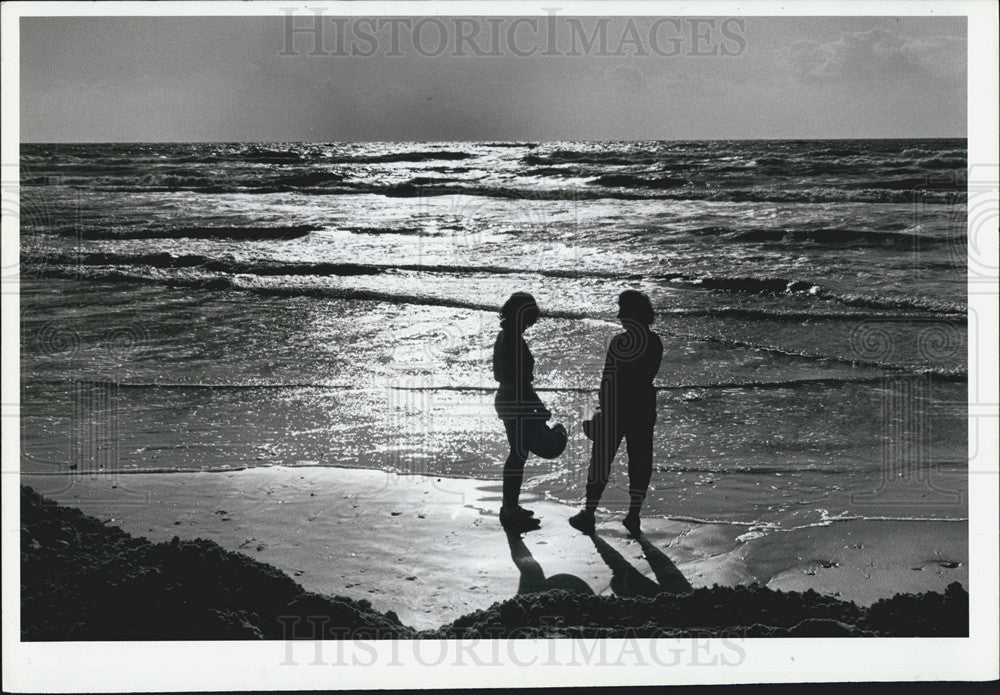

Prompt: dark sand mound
xmin=428 ymin=581 xmax=968 ymax=638
xmin=21 ymin=487 xmax=967 ymax=640
xmin=20 ymin=487 xmax=411 ymax=640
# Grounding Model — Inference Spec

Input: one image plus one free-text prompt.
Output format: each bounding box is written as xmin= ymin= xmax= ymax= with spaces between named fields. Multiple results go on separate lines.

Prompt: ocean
xmin=20 ymin=139 xmax=968 ymax=536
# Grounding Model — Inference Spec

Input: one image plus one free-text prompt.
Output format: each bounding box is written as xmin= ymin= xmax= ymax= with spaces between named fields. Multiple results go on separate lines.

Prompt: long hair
xmin=617 ymin=290 xmax=655 ymax=326
xmin=500 ymin=292 xmax=538 ymax=331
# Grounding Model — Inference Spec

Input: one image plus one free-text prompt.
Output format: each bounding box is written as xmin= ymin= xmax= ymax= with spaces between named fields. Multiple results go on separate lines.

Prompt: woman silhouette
xmin=493 ymin=292 xmax=561 ymax=531
xmin=569 ymin=290 xmax=662 ymax=538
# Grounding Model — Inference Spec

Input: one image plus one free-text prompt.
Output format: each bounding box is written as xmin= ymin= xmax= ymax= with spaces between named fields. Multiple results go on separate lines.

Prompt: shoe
xmin=502 ymin=505 xmax=535 ymax=520
xmin=622 ymin=513 xmax=642 ymax=538
xmin=568 ymin=510 xmax=595 ymax=536
xmin=500 ymin=507 xmax=541 ymax=532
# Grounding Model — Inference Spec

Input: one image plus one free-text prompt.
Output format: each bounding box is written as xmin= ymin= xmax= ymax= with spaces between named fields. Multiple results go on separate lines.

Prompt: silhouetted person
xmin=569 ymin=290 xmax=662 ymax=538
xmin=493 ymin=292 xmax=557 ymax=532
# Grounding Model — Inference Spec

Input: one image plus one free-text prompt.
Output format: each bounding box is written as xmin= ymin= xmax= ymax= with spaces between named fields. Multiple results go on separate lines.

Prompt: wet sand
xmin=22 ymin=466 xmax=968 ymax=631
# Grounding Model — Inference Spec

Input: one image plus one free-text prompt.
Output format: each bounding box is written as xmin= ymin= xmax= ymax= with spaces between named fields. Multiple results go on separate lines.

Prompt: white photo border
xmin=2 ymin=1 xmax=997 ymax=691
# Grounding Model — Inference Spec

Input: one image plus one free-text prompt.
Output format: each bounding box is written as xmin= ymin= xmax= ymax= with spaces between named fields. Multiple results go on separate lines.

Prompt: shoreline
xmin=22 ymin=465 xmax=967 ymax=630
xmin=22 ymin=462 xmax=970 ymax=524
xmin=19 ymin=483 xmax=970 ymax=640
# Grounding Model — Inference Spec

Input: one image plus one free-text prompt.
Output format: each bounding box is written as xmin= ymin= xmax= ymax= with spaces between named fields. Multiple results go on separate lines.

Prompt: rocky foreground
xmin=21 ymin=486 xmax=967 ymax=640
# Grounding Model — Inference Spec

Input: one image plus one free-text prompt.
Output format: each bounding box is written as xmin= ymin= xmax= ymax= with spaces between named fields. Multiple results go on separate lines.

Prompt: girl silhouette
xmin=493 ymin=292 xmax=564 ymax=531
xmin=569 ymin=290 xmax=662 ymax=538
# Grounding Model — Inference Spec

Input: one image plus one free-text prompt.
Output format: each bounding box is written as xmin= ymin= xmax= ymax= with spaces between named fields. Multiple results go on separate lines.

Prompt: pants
xmin=500 ymin=415 xmax=545 ymax=509
xmin=585 ymin=413 xmax=655 ymax=513
xmin=496 ymin=385 xmax=548 ymax=509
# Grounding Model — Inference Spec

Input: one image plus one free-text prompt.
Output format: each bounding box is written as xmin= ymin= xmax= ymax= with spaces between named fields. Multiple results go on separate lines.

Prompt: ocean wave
xmin=694 ymin=187 xmax=963 ymax=205
xmin=34 ymin=372 xmax=962 ymax=399
xmin=822 ymin=291 xmax=966 ymax=315
xmin=22 ymin=466 xmax=251 ymax=476
xmin=842 ymin=176 xmax=966 ymax=191
xmin=30 ymin=251 xmax=623 ymax=278
xmin=806 ymin=144 xmax=879 ymax=158
xmin=352 ymin=150 xmax=476 ymax=164
xmin=265 ymin=171 xmax=347 ymax=187
xmin=675 ymin=154 xmax=960 ymax=178
xmin=522 ymin=151 xmax=656 ymax=167
xmin=31 ymin=252 xmax=383 ymax=276
xmin=653 ymin=463 xmax=876 ymax=476
xmin=24 ymin=252 xmax=966 ymax=318
xmin=31 ymin=379 xmax=341 ymax=390
xmin=750 ymin=160 xmax=870 ymax=175
xmin=688 ymin=225 xmax=950 ymax=247
xmin=680 ymin=330 xmax=966 ymax=378
xmin=673 ymin=275 xmax=823 ymax=295
xmin=394 ymin=182 xmax=965 ymax=204
xmin=235 ymin=146 xmax=305 ymax=163
xmin=35 ymin=169 xmax=967 ymax=204
xmin=24 ymin=374 xmax=911 ymax=393
xmin=666 ymin=307 xmax=957 ymax=322
xmin=387 ymin=375 xmax=949 ymax=393
xmin=22 ymin=250 xmax=640 ymax=280
xmin=342 ymin=226 xmax=426 ymax=236
xmin=58 ymin=225 xmax=319 ymax=241
xmin=524 ymin=166 xmax=590 ymax=179
xmin=234 ymin=283 xmax=590 ymax=319
xmin=671 ymin=274 xmax=965 ymax=314
xmin=900 ymin=146 xmax=966 ymax=158
xmin=591 ymin=173 xmax=687 ymax=189
xmin=359 ymin=182 xmax=965 ymax=204
xmin=793 ymin=510 xmax=968 ymax=529
xmin=333 ymin=150 xmax=475 ymax=164
xmin=24 ymin=267 xmax=968 ymax=379
xmin=23 ymin=265 xmax=590 ymax=319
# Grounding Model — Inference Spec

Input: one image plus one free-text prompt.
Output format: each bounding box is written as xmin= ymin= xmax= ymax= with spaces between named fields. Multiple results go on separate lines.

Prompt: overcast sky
xmin=20 ymin=15 xmax=966 ymax=142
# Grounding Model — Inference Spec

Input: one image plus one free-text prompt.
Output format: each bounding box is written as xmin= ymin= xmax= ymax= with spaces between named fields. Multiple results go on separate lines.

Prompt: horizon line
xmin=19 ymin=135 xmax=969 ymax=145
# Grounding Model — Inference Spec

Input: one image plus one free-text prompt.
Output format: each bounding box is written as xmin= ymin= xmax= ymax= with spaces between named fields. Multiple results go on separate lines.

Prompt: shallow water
xmin=20 ymin=140 xmax=968 ymax=532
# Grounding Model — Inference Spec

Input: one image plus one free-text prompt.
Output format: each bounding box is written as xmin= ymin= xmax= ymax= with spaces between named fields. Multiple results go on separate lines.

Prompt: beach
xmin=19 ymin=139 xmax=970 ymax=636
xmin=23 ymin=466 xmax=967 ymax=632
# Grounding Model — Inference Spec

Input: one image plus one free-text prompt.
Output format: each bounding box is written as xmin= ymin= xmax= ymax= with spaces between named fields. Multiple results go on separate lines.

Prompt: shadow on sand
xmin=505 ymin=530 xmax=593 ymax=596
xmin=504 ymin=528 xmax=693 ymax=599
xmin=591 ymin=533 xmax=693 ymax=598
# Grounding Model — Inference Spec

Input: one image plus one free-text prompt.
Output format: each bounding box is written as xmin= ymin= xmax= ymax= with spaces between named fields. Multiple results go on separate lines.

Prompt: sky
xmin=19 ymin=15 xmax=967 ymax=142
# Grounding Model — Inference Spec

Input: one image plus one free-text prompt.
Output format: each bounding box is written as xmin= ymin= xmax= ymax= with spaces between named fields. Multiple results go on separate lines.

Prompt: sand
xmin=22 ymin=466 xmax=968 ymax=631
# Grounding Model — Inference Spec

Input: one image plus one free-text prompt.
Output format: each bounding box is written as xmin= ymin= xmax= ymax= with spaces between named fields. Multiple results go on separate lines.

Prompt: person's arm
xmin=598 ymin=339 xmax=617 ymax=413
xmin=646 ymin=334 xmax=663 ymax=383
xmin=492 ymin=333 xmax=505 ymax=384
xmin=520 ymin=342 xmax=551 ymax=417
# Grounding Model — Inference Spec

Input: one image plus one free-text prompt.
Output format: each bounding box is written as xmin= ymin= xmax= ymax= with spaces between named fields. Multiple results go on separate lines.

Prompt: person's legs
xmin=502 ymin=417 xmax=528 ymax=510
xmin=585 ymin=422 xmax=623 ymax=511
xmin=571 ymin=418 xmax=623 ymax=535
xmin=623 ymin=416 xmax=655 ymax=535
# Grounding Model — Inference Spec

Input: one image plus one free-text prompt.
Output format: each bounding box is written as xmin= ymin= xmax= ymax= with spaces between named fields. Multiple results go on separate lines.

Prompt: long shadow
xmin=637 ymin=534 xmax=694 ymax=593
xmin=505 ymin=530 xmax=594 ymax=596
xmin=591 ymin=535 xmax=661 ymax=598
xmin=591 ymin=532 xmax=693 ymax=598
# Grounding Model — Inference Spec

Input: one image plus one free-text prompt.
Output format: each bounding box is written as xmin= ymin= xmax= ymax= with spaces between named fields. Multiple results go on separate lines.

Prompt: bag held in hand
xmin=526 ymin=421 xmax=568 ymax=459
xmin=582 ymin=411 xmax=602 ymax=441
